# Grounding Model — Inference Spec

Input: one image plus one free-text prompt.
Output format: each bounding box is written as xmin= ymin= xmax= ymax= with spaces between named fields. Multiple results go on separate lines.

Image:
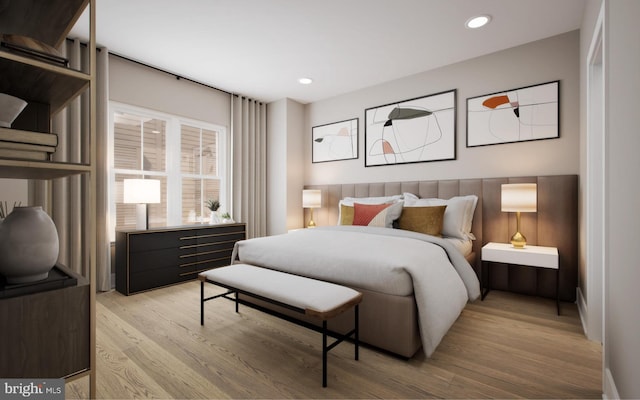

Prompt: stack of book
xmin=0 ymin=127 xmax=57 ymax=161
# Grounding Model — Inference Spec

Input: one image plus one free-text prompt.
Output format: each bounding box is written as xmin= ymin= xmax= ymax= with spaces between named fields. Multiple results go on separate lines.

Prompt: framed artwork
xmin=466 ymin=80 xmax=559 ymax=147
xmin=312 ymin=118 xmax=358 ymax=163
xmin=364 ymin=89 xmax=456 ymax=167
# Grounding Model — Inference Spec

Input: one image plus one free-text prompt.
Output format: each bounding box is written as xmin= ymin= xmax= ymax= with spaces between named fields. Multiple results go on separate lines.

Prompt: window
xmin=180 ymin=124 xmax=221 ymax=223
xmin=109 ymin=102 xmax=227 ymax=239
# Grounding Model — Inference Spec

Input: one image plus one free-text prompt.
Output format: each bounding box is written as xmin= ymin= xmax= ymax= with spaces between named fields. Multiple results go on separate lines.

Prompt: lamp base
xmin=135 ymin=203 xmax=148 ymax=230
xmin=307 ymin=208 xmax=316 ymax=228
xmin=510 ymin=231 xmax=527 ymax=248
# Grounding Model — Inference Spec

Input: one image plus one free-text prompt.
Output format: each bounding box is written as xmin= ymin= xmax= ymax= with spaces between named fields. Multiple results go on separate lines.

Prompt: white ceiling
xmin=70 ymin=0 xmax=586 ymax=104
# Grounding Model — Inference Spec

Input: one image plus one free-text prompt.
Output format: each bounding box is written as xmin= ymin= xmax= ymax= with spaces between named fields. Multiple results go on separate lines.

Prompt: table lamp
xmin=501 ymin=183 xmax=537 ymax=248
xmin=124 ymin=179 xmax=161 ymax=230
xmin=302 ymin=189 xmax=321 ymax=228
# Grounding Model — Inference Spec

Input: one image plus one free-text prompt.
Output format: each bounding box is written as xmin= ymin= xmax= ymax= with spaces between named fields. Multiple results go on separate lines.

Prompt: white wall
xmin=304 ymin=31 xmax=580 ymax=185
xmin=603 ymin=0 xmax=640 ymax=397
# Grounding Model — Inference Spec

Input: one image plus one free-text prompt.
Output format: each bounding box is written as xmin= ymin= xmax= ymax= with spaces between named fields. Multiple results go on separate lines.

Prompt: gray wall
xmin=267 ymin=98 xmax=305 ymax=234
xmin=578 ymin=0 xmax=604 ymax=345
xmin=109 ymin=55 xmax=231 ymax=127
xmin=603 ymin=0 xmax=640 ymax=397
xmin=0 ymin=179 xmax=28 ymax=212
xmin=304 ymin=31 xmax=580 ymax=185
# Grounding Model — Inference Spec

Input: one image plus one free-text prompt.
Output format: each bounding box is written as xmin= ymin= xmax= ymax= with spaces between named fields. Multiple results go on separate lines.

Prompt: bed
xmin=232 ymin=175 xmax=578 ymax=358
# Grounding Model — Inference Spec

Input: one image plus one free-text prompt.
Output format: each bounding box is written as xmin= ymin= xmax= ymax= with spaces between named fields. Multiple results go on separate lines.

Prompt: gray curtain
xmin=32 ymin=40 xmax=111 ymax=291
xmin=95 ymin=47 xmax=110 ymax=291
xmin=231 ymin=96 xmax=267 ymax=239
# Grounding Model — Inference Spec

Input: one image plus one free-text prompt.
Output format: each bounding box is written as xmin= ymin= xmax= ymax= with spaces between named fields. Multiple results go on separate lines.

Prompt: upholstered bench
xmin=198 ymin=263 xmax=363 ymax=387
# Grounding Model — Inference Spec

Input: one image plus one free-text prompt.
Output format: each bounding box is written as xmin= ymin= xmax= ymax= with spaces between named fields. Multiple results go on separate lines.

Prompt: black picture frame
xmin=312 ymin=118 xmax=358 ymax=163
xmin=466 ymin=80 xmax=560 ymax=147
xmin=364 ymin=89 xmax=456 ymax=167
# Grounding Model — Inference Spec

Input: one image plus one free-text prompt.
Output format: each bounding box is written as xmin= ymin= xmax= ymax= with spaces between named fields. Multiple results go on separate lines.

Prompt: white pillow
xmin=403 ymin=192 xmax=419 ymax=204
xmin=341 ymin=194 xmax=403 ymax=206
xmin=337 ymin=194 xmax=403 ymax=225
xmin=403 ymin=193 xmax=478 ymax=240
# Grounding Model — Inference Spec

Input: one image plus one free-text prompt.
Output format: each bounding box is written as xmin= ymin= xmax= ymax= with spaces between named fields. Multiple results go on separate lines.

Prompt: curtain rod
xmin=109 ymin=52 xmax=233 ymax=96
xmin=66 ymin=38 xmax=261 ymax=102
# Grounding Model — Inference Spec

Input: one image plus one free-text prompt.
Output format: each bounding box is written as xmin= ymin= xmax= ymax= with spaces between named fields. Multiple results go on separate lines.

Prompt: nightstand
xmin=481 ymin=242 xmax=560 ymax=315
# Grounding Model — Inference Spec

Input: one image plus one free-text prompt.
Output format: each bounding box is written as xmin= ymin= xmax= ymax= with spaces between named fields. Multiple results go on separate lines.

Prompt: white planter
xmin=209 ymin=212 xmax=220 ymax=224
xmin=0 ymin=206 xmax=59 ymax=284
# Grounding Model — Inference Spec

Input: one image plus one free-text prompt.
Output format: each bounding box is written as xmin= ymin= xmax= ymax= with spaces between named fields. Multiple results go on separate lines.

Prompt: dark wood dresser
xmin=115 ymin=223 xmax=246 ymax=295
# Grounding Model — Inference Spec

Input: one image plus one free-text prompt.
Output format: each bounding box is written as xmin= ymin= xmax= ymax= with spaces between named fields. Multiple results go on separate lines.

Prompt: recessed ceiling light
xmin=466 ymin=15 xmax=491 ymax=29
xmin=298 ymin=77 xmax=313 ymax=85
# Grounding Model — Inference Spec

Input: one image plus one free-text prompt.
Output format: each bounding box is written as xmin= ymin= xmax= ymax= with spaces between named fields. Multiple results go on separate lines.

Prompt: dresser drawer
xmin=128 ymin=230 xmax=198 ymax=252
xmin=195 ymin=236 xmax=242 ymax=252
xmin=178 ymin=249 xmax=234 ymax=276
xmin=128 ymin=247 xmax=185 ymax=273
xmin=196 ymin=224 xmax=246 ymax=238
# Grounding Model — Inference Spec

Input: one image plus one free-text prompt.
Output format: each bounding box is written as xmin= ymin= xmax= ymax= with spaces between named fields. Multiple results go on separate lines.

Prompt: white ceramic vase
xmin=209 ymin=211 xmax=220 ymax=225
xmin=0 ymin=93 xmax=28 ymax=128
xmin=0 ymin=206 xmax=59 ymax=284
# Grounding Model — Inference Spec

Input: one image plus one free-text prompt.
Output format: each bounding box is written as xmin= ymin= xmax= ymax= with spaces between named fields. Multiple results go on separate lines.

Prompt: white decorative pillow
xmin=337 ymin=194 xmax=403 ymax=225
xmin=403 ymin=192 xmax=420 ymax=205
xmin=402 ymin=193 xmax=478 ymax=240
xmin=342 ymin=194 xmax=403 ymax=205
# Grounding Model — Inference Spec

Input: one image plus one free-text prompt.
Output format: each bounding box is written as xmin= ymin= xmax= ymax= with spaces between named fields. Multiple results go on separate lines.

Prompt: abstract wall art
xmin=364 ymin=90 xmax=456 ymax=167
xmin=466 ymin=80 xmax=559 ymax=147
xmin=312 ymin=118 xmax=358 ymax=163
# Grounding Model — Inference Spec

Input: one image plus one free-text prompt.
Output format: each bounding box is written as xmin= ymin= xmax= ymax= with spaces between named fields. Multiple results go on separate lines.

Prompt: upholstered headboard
xmin=305 ymin=174 xmax=578 ymax=302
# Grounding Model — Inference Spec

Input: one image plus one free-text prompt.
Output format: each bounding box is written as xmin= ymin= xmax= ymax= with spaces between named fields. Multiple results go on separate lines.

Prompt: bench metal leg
xmin=556 ymin=268 xmax=560 ymax=316
xmin=355 ymin=305 xmax=359 ymax=361
xmin=202 ymin=277 xmax=360 ymax=388
xmin=321 ymin=305 xmax=359 ymax=387
xmin=200 ymin=280 xmax=204 ymax=325
xmin=201 ymin=281 xmax=236 ymax=325
xmin=322 ymin=320 xmax=328 ymax=388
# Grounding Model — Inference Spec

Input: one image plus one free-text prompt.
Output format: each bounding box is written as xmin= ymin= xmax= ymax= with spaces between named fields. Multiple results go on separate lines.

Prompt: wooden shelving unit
xmin=0 ymin=0 xmax=96 ymax=397
xmin=0 ymin=53 xmax=90 ymax=114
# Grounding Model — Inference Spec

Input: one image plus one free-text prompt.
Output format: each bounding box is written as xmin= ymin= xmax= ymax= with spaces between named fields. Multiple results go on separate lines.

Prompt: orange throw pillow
xmin=352 ymin=203 xmax=392 ymax=226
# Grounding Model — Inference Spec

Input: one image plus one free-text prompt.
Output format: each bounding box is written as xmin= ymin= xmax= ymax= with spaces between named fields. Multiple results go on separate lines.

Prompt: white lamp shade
xmin=501 ymin=183 xmax=537 ymax=212
xmin=302 ymin=189 xmax=321 ymax=208
xmin=123 ymin=179 xmax=161 ymax=204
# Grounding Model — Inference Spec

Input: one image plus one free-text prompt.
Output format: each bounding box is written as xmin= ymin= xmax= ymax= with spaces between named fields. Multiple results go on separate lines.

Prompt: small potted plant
xmin=206 ymin=199 xmax=221 ymax=224
xmin=220 ymin=211 xmax=234 ymax=223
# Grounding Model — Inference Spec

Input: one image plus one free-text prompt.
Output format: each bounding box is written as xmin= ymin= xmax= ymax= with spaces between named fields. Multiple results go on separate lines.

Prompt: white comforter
xmin=231 ymin=225 xmax=481 ymax=357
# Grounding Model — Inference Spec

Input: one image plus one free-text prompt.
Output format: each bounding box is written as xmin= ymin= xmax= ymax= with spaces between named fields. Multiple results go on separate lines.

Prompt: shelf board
xmin=0 ymin=0 xmax=89 ymax=48
xmin=0 ymin=159 xmax=91 ymax=179
xmin=0 ymin=52 xmax=90 ymax=114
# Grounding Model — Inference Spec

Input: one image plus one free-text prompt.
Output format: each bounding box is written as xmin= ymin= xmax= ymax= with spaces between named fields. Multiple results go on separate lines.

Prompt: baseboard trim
xmin=603 ymin=367 xmax=620 ymax=400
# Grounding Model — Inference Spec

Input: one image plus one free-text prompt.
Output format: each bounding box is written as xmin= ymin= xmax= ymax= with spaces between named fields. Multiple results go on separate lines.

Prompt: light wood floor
xmin=66 ymin=281 xmax=602 ymax=399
